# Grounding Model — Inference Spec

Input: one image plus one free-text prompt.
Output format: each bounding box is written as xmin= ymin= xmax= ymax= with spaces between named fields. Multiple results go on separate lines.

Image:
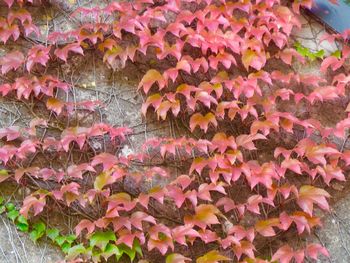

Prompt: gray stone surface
xmin=312 ymin=197 xmax=350 ymax=263
xmin=0 ymin=217 xmax=63 ymax=263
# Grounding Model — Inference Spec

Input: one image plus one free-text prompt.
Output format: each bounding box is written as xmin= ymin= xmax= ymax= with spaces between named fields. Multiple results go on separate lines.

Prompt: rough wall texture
xmin=0 ymin=2 xmax=349 ymax=263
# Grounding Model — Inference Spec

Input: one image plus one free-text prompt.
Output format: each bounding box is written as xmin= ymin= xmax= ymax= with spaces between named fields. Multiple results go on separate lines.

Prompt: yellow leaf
xmin=196 ymin=250 xmax=230 ymax=263
xmin=242 ymin=49 xmax=257 ymax=70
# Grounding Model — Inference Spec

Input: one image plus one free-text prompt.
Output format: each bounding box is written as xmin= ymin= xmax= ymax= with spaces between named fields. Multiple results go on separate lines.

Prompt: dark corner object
xmin=306 ymin=0 xmax=350 ymax=34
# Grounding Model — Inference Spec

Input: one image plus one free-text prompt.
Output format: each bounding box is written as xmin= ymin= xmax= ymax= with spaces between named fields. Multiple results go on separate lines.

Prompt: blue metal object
xmin=309 ymin=0 xmax=350 ymax=33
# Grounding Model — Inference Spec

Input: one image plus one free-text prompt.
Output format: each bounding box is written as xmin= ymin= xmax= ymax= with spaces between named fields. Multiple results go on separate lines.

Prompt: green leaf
xmin=16 ymin=215 xmax=29 ymax=232
xmin=66 ymin=244 xmax=87 ymax=260
xmin=89 ymin=230 xmax=116 ymax=251
xmin=61 ymin=242 xmax=72 ymax=254
xmin=0 ymin=205 xmax=5 ymax=214
xmin=5 ymin=203 xmax=15 ymax=211
xmin=101 ymin=243 xmax=122 ymax=261
xmin=30 ymin=221 xmax=46 ymax=242
xmin=118 ymin=243 xmax=136 ymax=262
xmin=65 ymin=234 xmax=77 ymax=244
xmin=0 ymin=196 xmax=4 ymax=205
xmin=33 ymin=221 xmax=46 ymax=233
xmin=46 ymin=228 xmax=60 ymax=241
xmin=332 ymin=50 xmax=342 ymax=59
xmin=314 ymin=49 xmax=325 ymax=59
xmin=7 ymin=209 xmax=19 ymax=222
xmin=55 ymin=235 xmax=66 ymax=246
xmin=30 ymin=230 xmax=42 ymax=242
xmin=133 ymin=239 xmax=142 ymax=257
xmin=294 ymin=41 xmax=324 ymax=61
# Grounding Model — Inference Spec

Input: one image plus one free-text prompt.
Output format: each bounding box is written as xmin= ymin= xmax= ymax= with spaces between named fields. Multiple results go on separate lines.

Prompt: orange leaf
xmin=190 ymin=112 xmax=217 ymax=132
xmin=46 ymin=98 xmax=64 ymax=115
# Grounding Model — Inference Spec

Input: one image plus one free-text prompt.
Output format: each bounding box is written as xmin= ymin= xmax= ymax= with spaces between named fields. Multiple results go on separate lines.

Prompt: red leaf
xmin=3 ymin=0 xmax=14 ymax=7
xmin=92 ymin=153 xmax=119 ymax=171
xmin=305 ymin=243 xmax=329 ymax=260
xmin=130 ymin=211 xmax=156 ymax=230
xmin=20 ymin=194 xmax=47 ymax=218
xmin=0 ymin=126 xmax=21 ymax=141
xmin=26 ymin=45 xmax=51 ymax=71
xmin=236 ymin=133 xmax=266 ymax=150
xmin=242 ymin=49 xmax=266 ymax=70
xmin=297 ymin=185 xmax=330 ymax=216
xmin=281 ymin=158 xmax=302 ymax=174
xmin=184 ymin=204 xmax=220 ymax=230
xmin=0 ymin=51 xmax=24 ymax=74
xmin=172 ymin=224 xmax=200 ymax=245
xmin=211 ymin=133 xmax=237 ymax=154
xmin=0 ymin=19 xmax=19 ymax=43
xmin=147 ymin=224 xmax=174 ymax=255
xmin=272 ymin=245 xmax=304 ymax=263
xmin=54 ymin=43 xmax=84 ymax=62
xmin=75 ymin=219 xmax=95 ymax=235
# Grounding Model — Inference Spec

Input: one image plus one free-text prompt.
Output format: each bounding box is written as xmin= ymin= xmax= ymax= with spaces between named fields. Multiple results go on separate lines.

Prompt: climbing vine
xmin=0 ymin=0 xmax=350 ymax=262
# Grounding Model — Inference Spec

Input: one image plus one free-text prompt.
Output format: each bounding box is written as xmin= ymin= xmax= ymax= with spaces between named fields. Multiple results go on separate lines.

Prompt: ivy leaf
xmin=16 ymin=215 xmax=29 ymax=232
xmin=0 ymin=169 xmax=10 ymax=183
xmin=272 ymin=245 xmax=304 ymax=263
xmin=255 ymin=218 xmax=280 ymax=237
xmin=65 ymin=234 xmax=77 ymax=244
xmin=6 ymin=202 xmax=15 ymax=211
xmin=30 ymin=221 xmax=46 ymax=242
xmin=55 ymin=235 xmax=67 ymax=246
xmin=190 ymin=112 xmax=217 ymax=132
xmin=7 ymin=209 xmax=19 ymax=222
xmin=166 ymin=253 xmax=191 ymax=263
xmin=61 ymin=242 xmax=72 ymax=254
xmin=185 ymin=204 xmax=221 ymax=229
xmin=54 ymin=43 xmax=84 ymax=62
xmin=0 ymin=51 xmax=25 ymax=74
xmin=89 ymin=230 xmax=116 ymax=251
xmin=297 ymin=185 xmax=330 ymax=216
xmin=94 ymin=171 xmax=116 ymax=190
xmin=138 ymin=69 xmax=165 ymax=94
xmin=305 ymin=243 xmax=329 ymax=260
xmin=0 ymin=204 xmax=6 ymax=214
xmin=3 ymin=0 xmax=14 ymax=7
xmin=75 ymin=219 xmax=95 ymax=236
xmin=26 ymin=45 xmax=51 ymax=71
xmin=242 ymin=49 xmax=265 ymax=70
xmin=91 ymin=153 xmax=119 ymax=171
xmin=66 ymin=244 xmax=87 ymax=261
xmin=46 ymin=228 xmax=60 ymax=241
xmin=20 ymin=194 xmax=47 ymax=218
xmin=118 ymin=241 xmax=142 ymax=261
xmin=331 ymin=50 xmax=341 ymax=59
xmin=46 ymin=98 xmax=65 ymax=115
xmin=196 ymin=250 xmax=230 ymax=263
xmin=100 ymin=243 xmax=122 ymax=261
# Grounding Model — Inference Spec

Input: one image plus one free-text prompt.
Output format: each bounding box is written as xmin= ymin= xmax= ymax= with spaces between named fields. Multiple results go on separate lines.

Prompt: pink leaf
xmin=0 ymin=51 xmax=24 ymax=74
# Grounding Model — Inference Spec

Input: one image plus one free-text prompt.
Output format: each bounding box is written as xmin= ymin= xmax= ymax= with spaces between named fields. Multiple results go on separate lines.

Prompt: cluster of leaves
xmin=1 ymin=0 xmax=350 ymax=262
xmin=0 ymin=197 xmax=77 ymax=251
